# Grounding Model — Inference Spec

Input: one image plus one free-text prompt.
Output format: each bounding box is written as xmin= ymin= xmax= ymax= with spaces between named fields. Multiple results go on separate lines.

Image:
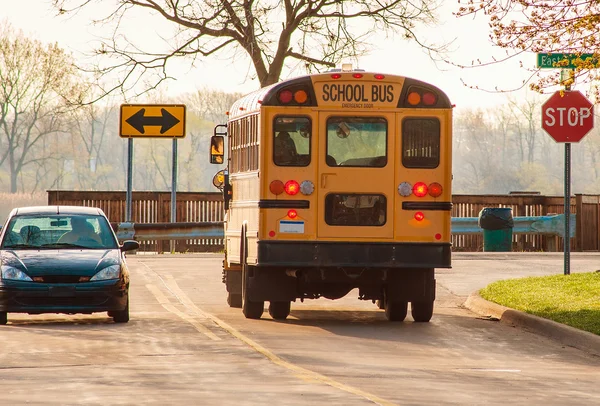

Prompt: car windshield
xmin=1 ymin=214 xmax=118 ymax=250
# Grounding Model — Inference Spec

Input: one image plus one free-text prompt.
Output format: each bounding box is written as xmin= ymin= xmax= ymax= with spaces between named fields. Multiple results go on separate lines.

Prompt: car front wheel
xmin=112 ymin=297 xmax=130 ymax=323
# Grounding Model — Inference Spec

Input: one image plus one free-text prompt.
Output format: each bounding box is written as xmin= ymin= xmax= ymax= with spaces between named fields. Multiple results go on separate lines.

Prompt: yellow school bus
xmin=210 ymin=67 xmax=452 ymax=322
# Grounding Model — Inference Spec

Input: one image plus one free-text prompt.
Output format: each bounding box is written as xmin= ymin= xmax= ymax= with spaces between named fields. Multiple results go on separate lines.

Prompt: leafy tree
xmin=53 ymin=0 xmax=443 ymax=98
xmin=0 ymin=23 xmax=83 ymax=193
xmin=454 ymin=0 xmax=600 ymax=94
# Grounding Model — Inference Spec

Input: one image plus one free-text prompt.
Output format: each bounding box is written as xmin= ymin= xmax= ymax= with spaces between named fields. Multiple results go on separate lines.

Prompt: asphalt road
xmin=1 ymin=252 xmax=599 ymax=405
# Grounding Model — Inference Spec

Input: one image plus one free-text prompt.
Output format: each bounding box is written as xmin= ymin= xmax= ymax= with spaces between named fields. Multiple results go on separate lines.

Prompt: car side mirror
xmin=120 ymin=240 xmax=140 ymax=252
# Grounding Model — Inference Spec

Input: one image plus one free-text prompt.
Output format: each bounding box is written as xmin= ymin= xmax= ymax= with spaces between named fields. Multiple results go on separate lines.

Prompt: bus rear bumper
xmin=256 ymin=241 xmax=451 ymax=269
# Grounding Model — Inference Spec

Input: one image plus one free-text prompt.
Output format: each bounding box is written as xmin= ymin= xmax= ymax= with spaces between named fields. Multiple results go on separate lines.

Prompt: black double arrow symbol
xmin=126 ymin=108 xmax=180 ymax=134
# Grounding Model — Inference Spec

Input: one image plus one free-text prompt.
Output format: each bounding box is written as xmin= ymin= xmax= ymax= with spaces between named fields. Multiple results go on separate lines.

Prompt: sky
xmin=3 ymin=1 xmax=542 ymax=111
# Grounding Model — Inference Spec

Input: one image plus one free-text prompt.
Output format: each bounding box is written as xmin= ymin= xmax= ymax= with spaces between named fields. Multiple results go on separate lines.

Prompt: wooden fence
xmin=47 ymin=191 xmax=224 ymax=253
xmin=452 ymin=193 xmax=600 ymax=252
xmin=47 ymin=191 xmax=600 ymax=253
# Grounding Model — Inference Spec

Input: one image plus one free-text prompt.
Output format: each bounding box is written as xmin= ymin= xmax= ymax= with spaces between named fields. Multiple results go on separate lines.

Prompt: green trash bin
xmin=478 ymin=208 xmax=514 ymax=252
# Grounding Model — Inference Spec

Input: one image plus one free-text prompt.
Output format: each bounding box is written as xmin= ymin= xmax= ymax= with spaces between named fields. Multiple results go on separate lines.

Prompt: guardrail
xmin=451 ymin=214 xmax=575 ymax=238
xmin=114 ymin=214 xmax=574 ymax=241
xmin=114 ymin=222 xmax=224 ymax=241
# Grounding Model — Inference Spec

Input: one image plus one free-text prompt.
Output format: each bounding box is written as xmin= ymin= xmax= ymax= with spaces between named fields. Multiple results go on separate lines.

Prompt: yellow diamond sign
xmin=120 ymin=104 xmax=186 ymax=138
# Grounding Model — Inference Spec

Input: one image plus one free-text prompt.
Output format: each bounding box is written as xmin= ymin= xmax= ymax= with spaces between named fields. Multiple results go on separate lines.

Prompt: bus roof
xmin=228 ymin=72 xmax=452 ymax=119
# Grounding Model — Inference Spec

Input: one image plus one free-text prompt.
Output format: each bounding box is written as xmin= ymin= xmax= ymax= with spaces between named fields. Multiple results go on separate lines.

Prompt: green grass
xmin=480 ymin=272 xmax=600 ymax=335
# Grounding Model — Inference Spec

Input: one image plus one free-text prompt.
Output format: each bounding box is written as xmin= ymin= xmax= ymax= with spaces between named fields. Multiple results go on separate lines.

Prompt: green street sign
xmin=537 ymin=53 xmax=598 ymax=69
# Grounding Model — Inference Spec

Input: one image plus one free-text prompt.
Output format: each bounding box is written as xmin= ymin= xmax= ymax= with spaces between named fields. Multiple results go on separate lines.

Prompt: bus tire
xmin=376 ymin=299 xmax=385 ymax=309
xmin=268 ymin=301 xmax=291 ymax=320
xmin=411 ymin=300 xmax=434 ymax=322
xmin=384 ymin=298 xmax=408 ymax=322
xmin=242 ymin=266 xmax=264 ymax=319
xmin=241 ymin=228 xmax=264 ymax=319
xmin=227 ymin=292 xmax=242 ymax=308
xmin=0 ymin=311 xmax=7 ymax=325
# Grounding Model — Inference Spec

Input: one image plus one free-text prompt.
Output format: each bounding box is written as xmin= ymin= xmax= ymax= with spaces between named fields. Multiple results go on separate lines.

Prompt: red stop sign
xmin=542 ymin=90 xmax=594 ymax=143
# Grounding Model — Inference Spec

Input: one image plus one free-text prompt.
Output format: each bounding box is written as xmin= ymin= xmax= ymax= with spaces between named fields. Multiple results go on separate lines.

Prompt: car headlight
xmin=1 ymin=265 xmax=32 ymax=281
xmin=90 ymin=265 xmax=121 ymax=281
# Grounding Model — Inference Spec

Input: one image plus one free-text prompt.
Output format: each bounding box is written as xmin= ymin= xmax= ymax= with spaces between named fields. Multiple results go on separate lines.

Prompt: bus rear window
xmin=325 ymin=194 xmax=386 ymax=226
xmin=402 ymin=118 xmax=440 ymax=168
xmin=273 ymin=117 xmax=311 ymax=166
xmin=326 ymin=117 xmax=387 ymax=167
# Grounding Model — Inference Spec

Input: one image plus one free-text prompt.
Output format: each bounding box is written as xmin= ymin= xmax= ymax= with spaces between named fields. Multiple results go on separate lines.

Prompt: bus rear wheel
xmin=268 ymin=301 xmax=291 ymax=320
xmin=384 ymin=297 xmax=408 ymax=322
xmin=411 ymin=301 xmax=434 ymax=322
xmin=227 ymin=292 xmax=242 ymax=308
xmin=242 ymin=266 xmax=264 ymax=319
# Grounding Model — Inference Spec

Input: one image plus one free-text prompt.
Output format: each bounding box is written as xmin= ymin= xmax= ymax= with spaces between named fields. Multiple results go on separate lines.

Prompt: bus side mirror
xmin=210 ymin=135 xmax=225 ymax=164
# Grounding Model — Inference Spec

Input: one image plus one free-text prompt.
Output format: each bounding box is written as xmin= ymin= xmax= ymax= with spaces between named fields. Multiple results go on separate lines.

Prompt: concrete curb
xmin=464 ymin=291 xmax=600 ymax=357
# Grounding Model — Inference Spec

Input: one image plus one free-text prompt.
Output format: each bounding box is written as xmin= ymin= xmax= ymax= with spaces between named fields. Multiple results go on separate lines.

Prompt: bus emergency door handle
xmin=320 ymin=173 xmax=336 ymax=188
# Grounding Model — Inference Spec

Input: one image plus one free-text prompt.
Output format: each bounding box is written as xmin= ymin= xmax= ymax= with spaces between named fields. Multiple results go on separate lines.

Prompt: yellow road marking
xmin=145 ymin=283 xmax=220 ymax=341
xmin=141 ymin=262 xmax=396 ymax=406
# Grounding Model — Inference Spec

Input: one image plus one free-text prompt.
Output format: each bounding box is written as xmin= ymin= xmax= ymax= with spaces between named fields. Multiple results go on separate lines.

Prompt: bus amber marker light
xmin=428 ymin=182 xmax=443 ymax=197
xmin=294 ymin=90 xmax=308 ymax=104
xmin=407 ymin=92 xmax=421 ymax=106
xmin=413 ymin=182 xmax=428 ymax=197
xmin=284 ymin=180 xmax=300 ymax=195
xmin=270 ymin=180 xmax=285 ymax=195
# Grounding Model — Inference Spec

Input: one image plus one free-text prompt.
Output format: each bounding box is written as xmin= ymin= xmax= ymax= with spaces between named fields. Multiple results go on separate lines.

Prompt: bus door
xmin=317 ymin=113 xmax=396 ymax=239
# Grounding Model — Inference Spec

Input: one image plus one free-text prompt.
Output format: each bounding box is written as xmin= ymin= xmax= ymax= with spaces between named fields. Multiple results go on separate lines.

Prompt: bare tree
xmin=53 ymin=0 xmax=444 ymax=99
xmin=0 ymin=23 xmax=82 ymax=193
xmin=506 ymin=97 xmax=542 ymax=164
xmin=454 ymin=0 xmax=600 ymax=95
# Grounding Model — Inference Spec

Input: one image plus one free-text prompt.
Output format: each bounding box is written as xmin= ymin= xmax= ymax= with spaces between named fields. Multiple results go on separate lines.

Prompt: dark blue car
xmin=0 ymin=206 xmax=139 ymax=325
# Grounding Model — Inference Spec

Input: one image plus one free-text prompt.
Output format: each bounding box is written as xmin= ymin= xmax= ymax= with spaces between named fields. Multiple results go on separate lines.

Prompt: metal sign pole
xmin=564 ymin=142 xmax=571 ymax=275
xmin=563 ymin=76 xmax=571 ymax=276
xmin=126 ymin=138 xmax=133 ymax=222
xmin=170 ymin=138 xmax=178 ymax=253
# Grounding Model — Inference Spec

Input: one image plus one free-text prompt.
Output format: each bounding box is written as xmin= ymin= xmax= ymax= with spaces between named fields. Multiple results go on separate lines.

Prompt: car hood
xmin=1 ymin=249 xmax=121 ymax=276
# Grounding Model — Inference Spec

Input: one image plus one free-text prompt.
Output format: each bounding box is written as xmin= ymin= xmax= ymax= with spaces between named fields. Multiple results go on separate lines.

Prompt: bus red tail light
xmin=331 ymin=73 xmax=342 ymax=79
xmin=414 ymin=212 xmax=425 ymax=221
xmin=428 ymin=182 xmax=443 ymax=197
xmin=287 ymin=209 xmax=298 ymax=219
xmin=374 ymin=74 xmax=385 ymax=80
xmin=413 ymin=182 xmax=428 ymax=197
xmin=423 ymin=92 xmax=437 ymax=106
xmin=284 ymin=180 xmax=299 ymax=195
xmin=278 ymin=90 xmax=293 ymax=104
xmin=352 ymin=73 xmax=363 ymax=78
xmin=270 ymin=180 xmax=285 ymax=195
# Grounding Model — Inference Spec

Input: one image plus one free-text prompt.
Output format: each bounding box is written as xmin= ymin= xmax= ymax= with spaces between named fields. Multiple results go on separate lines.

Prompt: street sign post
xmin=120 ymin=104 xmax=187 ymax=235
xmin=541 ymin=90 xmax=594 ymax=275
xmin=536 ymin=53 xmax=598 ymax=69
xmin=120 ymin=104 xmax=186 ymax=138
